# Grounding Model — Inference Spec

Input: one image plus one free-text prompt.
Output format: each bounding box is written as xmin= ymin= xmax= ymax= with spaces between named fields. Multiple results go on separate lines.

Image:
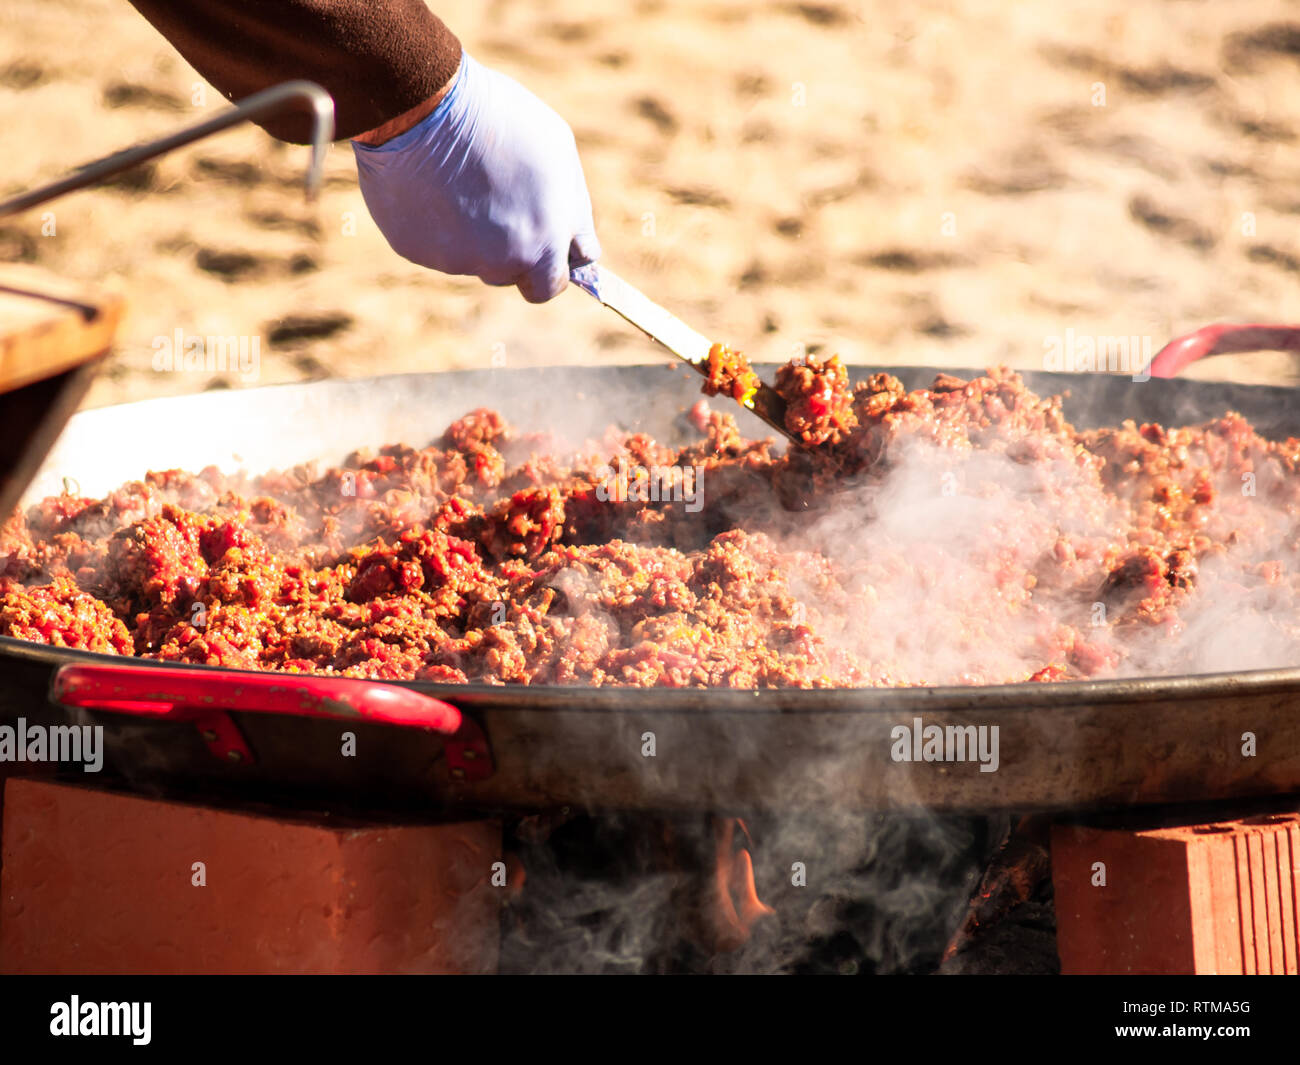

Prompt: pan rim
xmin=7 ymin=633 xmax=1300 ymax=714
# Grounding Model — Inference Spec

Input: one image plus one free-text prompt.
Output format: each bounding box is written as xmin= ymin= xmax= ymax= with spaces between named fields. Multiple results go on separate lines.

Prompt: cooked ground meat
xmin=4 ymin=371 xmax=1300 ymax=687
xmin=0 ymin=578 xmax=134 ymax=655
xmin=702 ymin=342 xmax=762 ymax=405
xmin=774 ymin=353 xmax=857 ymax=447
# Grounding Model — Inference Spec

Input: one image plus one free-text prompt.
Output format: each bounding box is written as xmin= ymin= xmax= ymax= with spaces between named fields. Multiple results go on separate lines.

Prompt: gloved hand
xmin=352 ymin=51 xmax=600 ymax=303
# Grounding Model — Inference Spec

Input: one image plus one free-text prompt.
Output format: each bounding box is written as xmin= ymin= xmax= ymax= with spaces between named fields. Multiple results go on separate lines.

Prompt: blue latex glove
xmin=352 ymin=51 xmax=600 ymax=303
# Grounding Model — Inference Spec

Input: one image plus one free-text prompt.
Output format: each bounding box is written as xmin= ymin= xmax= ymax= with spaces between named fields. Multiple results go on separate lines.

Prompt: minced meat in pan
xmin=4 ymin=366 xmax=1299 ymax=687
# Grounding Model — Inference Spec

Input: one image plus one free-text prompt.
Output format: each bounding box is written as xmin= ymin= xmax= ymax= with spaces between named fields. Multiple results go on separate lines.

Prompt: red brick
xmin=0 ymin=778 xmax=501 ymax=974
xmin=1052 ymin=812 xmax=1300 ymax=974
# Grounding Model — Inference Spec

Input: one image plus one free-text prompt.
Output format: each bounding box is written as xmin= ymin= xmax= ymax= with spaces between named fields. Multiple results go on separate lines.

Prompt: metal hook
xmin=0 ymin=79 xmax=335 ymax=217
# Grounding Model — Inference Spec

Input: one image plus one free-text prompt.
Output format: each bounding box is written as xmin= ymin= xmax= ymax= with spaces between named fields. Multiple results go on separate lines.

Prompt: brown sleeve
xmin=125 ymin=0 xmax=462 ymax=143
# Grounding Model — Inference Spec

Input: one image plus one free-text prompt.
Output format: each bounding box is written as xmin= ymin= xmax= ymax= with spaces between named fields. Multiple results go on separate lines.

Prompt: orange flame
xmin=704 ymin=817 xmax=775 ymax=953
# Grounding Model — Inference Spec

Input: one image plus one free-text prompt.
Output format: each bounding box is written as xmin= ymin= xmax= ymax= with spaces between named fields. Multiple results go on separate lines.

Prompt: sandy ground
xmin=4 ymin=0 xmax=1300 ymax=413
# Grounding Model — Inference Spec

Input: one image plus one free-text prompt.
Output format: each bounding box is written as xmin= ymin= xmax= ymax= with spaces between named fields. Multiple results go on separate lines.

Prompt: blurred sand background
xmin=4 ymin=0 xmax=1300 ymax=410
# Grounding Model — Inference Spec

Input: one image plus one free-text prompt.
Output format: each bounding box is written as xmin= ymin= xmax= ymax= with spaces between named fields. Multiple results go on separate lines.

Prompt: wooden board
xmin=0 ymin=264 xmax=124 ymax=394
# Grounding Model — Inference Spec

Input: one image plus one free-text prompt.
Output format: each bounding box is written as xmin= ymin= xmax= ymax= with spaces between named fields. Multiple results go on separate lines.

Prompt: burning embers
xmin=500 ymin=813 xmax=775 ymax=969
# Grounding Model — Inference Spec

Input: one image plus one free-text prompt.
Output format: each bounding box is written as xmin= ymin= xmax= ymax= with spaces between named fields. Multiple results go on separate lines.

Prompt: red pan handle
xmin=51 ymin=662 xmax=463 ymax=734
xmin=50 ymin=661 xmax=492 ymax=779
xmin=1147 ymin=323 xmax=1300 ymax=378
